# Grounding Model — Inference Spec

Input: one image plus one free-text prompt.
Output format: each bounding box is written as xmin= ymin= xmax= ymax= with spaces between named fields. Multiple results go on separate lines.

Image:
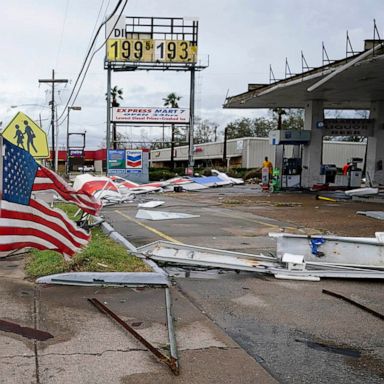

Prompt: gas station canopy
xmin=224 ymin=42 xmax=384 ymax=110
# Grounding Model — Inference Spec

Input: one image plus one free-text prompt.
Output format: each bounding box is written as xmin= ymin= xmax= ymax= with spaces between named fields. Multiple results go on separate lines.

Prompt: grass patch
xmin=25 ymin=203 xmax=150 ymax=278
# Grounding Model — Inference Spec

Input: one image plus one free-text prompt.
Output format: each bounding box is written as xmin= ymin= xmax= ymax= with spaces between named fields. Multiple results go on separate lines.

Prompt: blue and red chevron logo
xmin=126 ymin=151 xmax=143 ymax=169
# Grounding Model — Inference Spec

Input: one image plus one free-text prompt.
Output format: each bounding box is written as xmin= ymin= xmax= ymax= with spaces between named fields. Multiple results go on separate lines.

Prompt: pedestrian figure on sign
xmin=14 ymin=124 xmax=25 ymax=149
xmin=23 ymin=120 xmax=37 ymax=153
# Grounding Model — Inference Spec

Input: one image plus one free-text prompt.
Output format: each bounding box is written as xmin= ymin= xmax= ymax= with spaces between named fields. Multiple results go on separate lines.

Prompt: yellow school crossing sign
xmin=2 ymin=112 xmax=49 ymax=159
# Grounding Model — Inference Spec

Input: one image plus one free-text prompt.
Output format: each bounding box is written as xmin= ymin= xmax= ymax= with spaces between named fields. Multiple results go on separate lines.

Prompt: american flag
xmin=1 ymin=139 xmax=91 ymax=258
xmin=33 ymin=166 xmax=102 ymax=216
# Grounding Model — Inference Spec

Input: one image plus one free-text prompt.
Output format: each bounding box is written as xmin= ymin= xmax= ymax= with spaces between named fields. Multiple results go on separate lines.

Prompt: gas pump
xmin=334 ymin=157 xmax=363 ymax=187
xmin=269 ymin=130 xmax=310 ymax=191
xmin=348 ymin=157 xmax=363 ymax=187
xmin=282 ymin=157 xmax=302 ymax=188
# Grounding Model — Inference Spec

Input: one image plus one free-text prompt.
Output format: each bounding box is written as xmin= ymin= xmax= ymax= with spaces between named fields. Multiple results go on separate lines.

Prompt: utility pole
xmin=38 ymin=69 xmax=68 ymax=171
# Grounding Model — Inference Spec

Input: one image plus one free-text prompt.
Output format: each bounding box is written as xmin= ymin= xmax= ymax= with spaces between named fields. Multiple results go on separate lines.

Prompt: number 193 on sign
xmin=107 ymin=39 xmax=197 ymax=63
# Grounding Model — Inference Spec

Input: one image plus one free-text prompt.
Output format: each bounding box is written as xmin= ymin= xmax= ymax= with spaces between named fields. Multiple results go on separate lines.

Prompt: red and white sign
xmin=112 ymin=107 xmax=189 ymax=123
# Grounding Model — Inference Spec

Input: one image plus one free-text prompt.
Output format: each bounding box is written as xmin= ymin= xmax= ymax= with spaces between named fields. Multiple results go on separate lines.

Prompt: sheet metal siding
xmin=150 ymin=138 xmax=366 ymax=168
xmin=245 ymin=138 xmax=275 ymax=168
xmin=322 ymin=141 xmax=366 ymax=167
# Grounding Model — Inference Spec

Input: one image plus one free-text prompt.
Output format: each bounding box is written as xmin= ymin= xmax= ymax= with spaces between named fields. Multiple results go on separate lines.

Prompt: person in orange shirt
xmin=262 ymin=156 xmax=273 ymax=175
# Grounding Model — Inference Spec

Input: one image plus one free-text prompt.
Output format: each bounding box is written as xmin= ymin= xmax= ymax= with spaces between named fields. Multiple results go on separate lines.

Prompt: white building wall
xmin=245 ymin=138 xmax=276 ymax=168
xmin=322 ymin=141 xmax=366 ymax=168
xmin=150 ymin=138 xmax=366 ymax=169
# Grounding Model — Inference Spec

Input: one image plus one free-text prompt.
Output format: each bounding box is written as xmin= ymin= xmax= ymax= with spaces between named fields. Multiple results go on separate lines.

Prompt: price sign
xmin=107 ymin=39 xmax=153 ymax=62
xmin=107 ymin=39 xmax=197 ymax=63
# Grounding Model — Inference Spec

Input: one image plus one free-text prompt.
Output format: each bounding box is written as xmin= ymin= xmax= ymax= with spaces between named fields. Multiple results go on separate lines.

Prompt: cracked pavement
xmin=0 ymin=268 xmax=276 ymax=384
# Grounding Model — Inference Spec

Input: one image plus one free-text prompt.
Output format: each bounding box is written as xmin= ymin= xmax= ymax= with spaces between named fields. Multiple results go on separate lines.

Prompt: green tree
xmin=225 ymin=118 xmax=254 ymax=139
xmin=224 ymin=117 xmax=275 ymax=139
xmin=110 ymin=85 xmax=124 ymax=107
xmin=162 ymin=92 xmax=181 ymax=108
xmin=106 ymin=86 xmax=124 ymax=149
xmin=253 ymin=117 xmax=276 ymax=136
xmin=194 ymin=118 xmax=218 ymax=144
xmin=269 ymin=108 xmax=304 ymax=130
xmin=163 ymin=93 xmax=182 ymax=169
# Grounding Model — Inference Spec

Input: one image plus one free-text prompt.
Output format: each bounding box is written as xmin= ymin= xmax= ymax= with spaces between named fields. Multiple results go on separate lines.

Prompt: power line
xmin=57 ymin=0 xmax=125 ymax=123
xmin=55 ymin=0 xmax=70 ymax=70
xmin=67 ymin=0 xmax=128 ymax=115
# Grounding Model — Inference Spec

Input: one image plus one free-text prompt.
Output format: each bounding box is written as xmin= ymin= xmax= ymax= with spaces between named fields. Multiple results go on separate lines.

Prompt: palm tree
xmin=110 ymin=86 xmax=124 ymax=107
xmin=163 ymin=93 xmax=182 ymax=169
xmin=107 ymin=86 xmax=124 ymax=149
xmin=272 ymin=108 xmax=286 ymax=130
xmin=163 ymin=92 xmax=181 ymax=108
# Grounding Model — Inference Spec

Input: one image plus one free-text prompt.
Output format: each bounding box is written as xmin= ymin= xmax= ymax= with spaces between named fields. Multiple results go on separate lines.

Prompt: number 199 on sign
xmin=107 ymin=39 xmax=153 ymax=62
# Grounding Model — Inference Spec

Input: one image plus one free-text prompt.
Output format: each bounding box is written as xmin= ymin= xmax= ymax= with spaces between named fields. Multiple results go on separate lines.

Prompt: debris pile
xmin=68 ymin=170 xmax=244 ymax=206
xmin=136 ymin=232 xmax=384 ymax=281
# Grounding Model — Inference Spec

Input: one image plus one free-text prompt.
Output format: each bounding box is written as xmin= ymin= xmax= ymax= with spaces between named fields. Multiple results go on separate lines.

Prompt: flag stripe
xmin=34 ymin=177 xmax=97 ymax=204
xmin=33 ymin=167 xmax=102 ymax=215
xmin=29 ymin=199 xmax=89 ymax=241
xmin=0 ymin=226 xmax=83 ymax=256
xmin=0 ymin=211 xmax=88 ymax=248
xmin=0 ymin=239 xmax=55 ymax=252
xmin=0 ymin=199 xmax=90 ymax=257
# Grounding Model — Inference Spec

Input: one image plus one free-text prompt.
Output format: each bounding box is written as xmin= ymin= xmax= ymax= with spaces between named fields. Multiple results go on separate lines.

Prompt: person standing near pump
xmin=263 ymin=156 xmax=273 ymax=175
xmin=262 ymin=156 xmax=273 ymax=175
xmin=261 ymin=156 xmax=273 ymax=187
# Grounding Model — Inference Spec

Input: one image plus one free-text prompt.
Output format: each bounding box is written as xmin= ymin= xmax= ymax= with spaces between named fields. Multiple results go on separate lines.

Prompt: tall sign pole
xmin=38 ymin=69 xmax=68 ymax=171
xmin=106 ymin=63 xmax=112 ymax=175
xmin=104 ymin=16 xmax=207 ymax=174
xmin=188 ymin=66 xmax=196 ymax=169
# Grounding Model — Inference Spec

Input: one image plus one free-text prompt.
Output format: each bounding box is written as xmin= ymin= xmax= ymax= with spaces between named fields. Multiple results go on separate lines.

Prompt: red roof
xmin=54 ymin=148 xmax=148 ymax=161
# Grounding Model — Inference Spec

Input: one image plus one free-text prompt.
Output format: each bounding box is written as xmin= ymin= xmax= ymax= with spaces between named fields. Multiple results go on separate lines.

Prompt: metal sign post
xmin=106 ymin=63 xmax=112 ymax=175
xmin=188 ymin=66 xmax=196 ymax=168
xmin=104 ymin=16 xmax=207 ymax=176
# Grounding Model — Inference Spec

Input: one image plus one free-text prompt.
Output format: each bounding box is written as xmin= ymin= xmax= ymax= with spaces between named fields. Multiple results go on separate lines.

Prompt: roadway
xmin=102 ymin=188 xmax=384 ymax=384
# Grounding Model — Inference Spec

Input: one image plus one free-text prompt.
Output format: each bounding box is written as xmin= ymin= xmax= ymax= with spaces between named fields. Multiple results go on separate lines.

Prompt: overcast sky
xmin=0 ymin=0 xmax=382 ymax=148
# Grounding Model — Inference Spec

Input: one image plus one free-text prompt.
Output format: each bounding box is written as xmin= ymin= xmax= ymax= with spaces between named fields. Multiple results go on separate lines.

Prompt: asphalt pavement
xmin=101 ymin=190 xmax=384 ymax=384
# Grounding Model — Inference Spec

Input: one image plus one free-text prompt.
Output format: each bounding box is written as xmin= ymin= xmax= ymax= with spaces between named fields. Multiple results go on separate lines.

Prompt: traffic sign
xmin=2 ymin=112 xmax=49 ymax=158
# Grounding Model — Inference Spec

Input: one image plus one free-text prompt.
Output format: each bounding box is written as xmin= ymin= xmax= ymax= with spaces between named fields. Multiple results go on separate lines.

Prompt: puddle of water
xmin=0 ymin=319 xmax=54 ymax=341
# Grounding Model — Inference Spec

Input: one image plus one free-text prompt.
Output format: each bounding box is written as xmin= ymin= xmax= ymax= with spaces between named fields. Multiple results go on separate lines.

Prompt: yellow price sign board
xmin=107 ymin=39 xmax=154 ymax=62
xmin=2 ymin=112 xmax=49 ymax=159
xmin=107 ymin=39 xmax=197 ymax=63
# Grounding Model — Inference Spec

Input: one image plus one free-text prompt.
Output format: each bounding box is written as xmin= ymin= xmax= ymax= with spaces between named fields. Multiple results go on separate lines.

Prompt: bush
xmin=149 ymin=168 xmax=178 ymax=181
xmin=226 ymin=168 xmax=248 ymax=179
xmin=244 ymin=168 xmax=262 ymax=180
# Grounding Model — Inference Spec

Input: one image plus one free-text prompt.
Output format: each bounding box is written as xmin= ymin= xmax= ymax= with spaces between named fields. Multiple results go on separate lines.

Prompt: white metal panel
xmin=322 ymin=141 xmax=366 ymax=167
xmin=246 ymin=138 xmax=275 ymax=168
xmin=149 ymin=137 xmax=367 ymax=169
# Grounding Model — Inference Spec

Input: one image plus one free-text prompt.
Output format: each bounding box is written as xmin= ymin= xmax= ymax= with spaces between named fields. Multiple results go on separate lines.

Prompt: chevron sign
xmin=126 ymin=150 xmax=143 ymax=169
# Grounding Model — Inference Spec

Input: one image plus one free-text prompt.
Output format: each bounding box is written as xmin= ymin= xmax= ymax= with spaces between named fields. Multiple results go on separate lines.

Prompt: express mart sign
xmin=112 ymin=107 xmax=189 ymax=124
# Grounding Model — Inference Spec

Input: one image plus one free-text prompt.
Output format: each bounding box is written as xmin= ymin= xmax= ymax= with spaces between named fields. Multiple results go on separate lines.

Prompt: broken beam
xmin=322 ymin=289 xmax=384 ymax=321
xmin=87 ymin=298 xmax=179 ymax=375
